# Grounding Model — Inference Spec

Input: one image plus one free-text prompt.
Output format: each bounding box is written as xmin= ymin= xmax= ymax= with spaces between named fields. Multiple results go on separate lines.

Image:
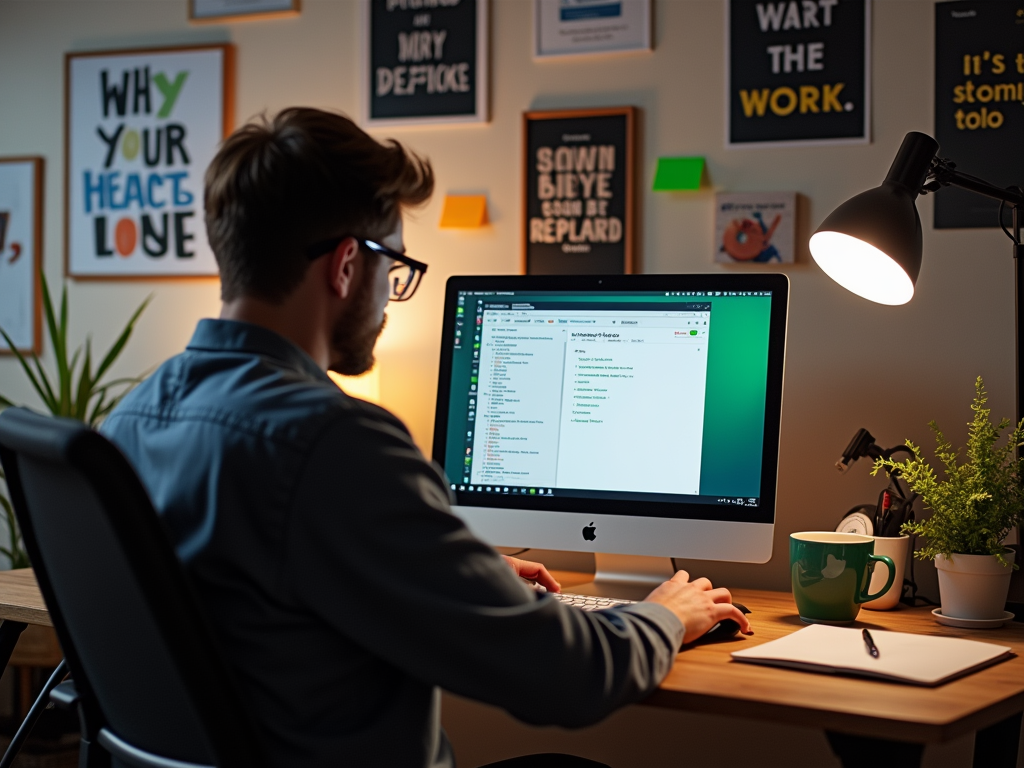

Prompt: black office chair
xmin=0 ymin=407 xmax=268 ymax=768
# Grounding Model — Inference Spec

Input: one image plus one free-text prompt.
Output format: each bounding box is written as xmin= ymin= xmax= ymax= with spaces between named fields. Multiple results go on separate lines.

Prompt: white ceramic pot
xmin=863 ymin=535 xmax=910 ymax=611
xmin=935 ymin=549 xmax=1015 ymax=620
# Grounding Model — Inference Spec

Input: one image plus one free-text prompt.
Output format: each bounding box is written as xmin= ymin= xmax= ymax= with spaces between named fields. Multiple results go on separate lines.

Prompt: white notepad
xmin=731 ymin=624 xmax=1014 ymax=686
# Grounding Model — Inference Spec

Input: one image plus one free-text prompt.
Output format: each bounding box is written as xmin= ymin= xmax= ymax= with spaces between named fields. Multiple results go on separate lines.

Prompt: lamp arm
xmin=923 ymin=159 xmax=1024 ymax=207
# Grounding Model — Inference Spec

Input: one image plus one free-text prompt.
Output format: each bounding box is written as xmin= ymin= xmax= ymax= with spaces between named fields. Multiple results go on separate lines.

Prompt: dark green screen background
xmin=444 ymin=292 xmax=772 ymax=498
xmin=698 ymin=296 xmax=771 ymax=497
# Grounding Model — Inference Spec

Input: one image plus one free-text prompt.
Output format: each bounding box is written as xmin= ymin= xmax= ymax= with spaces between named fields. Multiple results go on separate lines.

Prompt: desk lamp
xmin=809 ymin=131 xmax=1024 ymax=614
xmin=809 ymin=131 xmax=1024 ymax=420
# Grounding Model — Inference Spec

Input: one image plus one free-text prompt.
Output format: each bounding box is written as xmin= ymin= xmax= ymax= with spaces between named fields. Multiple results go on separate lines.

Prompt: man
xmin=101 ymin=107 xmax=751 ymax=767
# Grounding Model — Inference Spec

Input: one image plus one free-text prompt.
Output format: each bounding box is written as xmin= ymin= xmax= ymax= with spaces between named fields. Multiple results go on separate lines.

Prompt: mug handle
xmin=857 ymin=554 xmax=896 ymax=604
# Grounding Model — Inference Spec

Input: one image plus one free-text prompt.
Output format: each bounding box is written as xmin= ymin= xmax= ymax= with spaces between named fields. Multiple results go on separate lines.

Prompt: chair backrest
xmin=0 ymin=408 xmax=268 ymax=768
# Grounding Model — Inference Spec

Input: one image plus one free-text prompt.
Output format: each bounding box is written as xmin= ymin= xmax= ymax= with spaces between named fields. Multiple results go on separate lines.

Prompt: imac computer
xmin=431 ymin=274 xmax=789 ymax=598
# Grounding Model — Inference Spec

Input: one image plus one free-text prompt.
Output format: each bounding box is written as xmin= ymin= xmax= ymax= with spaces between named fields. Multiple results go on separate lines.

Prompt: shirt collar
xmin=186 ymin=319 xmax=331 ymax=384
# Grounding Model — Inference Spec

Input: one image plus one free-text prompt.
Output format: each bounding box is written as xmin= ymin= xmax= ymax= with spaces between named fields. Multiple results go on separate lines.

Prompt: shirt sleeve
xmin=283 ymin=401 xmax=684 ymax=728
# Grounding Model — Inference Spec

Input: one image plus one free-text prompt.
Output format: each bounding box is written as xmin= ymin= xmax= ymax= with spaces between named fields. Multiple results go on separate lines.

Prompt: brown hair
xmin=204 ymin=107 xmax=434 ymax=302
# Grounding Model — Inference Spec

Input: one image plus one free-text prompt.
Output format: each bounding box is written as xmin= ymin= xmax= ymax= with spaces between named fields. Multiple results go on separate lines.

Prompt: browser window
xmin=472 ymin=304 xmax=711 ymax=496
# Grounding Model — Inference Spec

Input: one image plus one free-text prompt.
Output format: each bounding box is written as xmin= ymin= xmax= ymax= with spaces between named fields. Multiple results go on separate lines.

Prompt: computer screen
xmin=432 ymin=274 xmax=788 ymax=564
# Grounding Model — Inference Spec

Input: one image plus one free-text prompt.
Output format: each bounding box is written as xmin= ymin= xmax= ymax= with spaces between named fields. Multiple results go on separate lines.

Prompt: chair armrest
xmin=49 ymin=680 xmax=79 ymax=709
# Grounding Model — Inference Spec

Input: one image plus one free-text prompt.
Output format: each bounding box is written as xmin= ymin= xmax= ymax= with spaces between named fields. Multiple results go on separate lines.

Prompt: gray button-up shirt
xmin=101 ymin=319 xmax=684 ymax=768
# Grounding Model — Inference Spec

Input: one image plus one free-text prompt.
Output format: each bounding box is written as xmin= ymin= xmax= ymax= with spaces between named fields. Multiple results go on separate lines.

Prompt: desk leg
xmin=0 ymin=621 xmax=26 ymax=673
xmin=0 ymin=660 xmax=66 ymax=768
xmin=0 ymin=621 xmax=27 ymax=766
xmin=973 ymin=712 xmax=1022 ymax=768
xmin=826 ymin=731 xmax=924 ymax=768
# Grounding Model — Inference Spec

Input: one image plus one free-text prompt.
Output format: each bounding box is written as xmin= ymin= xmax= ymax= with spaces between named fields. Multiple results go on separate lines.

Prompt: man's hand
xmin=502 ymin=555 xmax=561 ymax=593
xmin=643 ymin=569 xmax=752 ymax=644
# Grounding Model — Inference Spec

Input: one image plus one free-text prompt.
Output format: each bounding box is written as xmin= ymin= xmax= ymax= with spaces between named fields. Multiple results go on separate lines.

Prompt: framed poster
xmin=726 ymin=0 xmax=870 ymax=148
xmin=362 ymin=0 xmax=488 ymax=127
xmin=934 ymin=0 xmax=1024 ymax=229
xmin=189 ymin=0 xmax=300 ymax=23
xmin=523 ymin=107 xmax=635 ymax=275
xmin=0 ymin=157 xmax=43 ymax=355
xmin=534 ymin=0 xmax=651 ymax=59
xmin=65 ymin=44 xmax=234 ymax=279
xmin=714 ymin=192 xmax=796 ymax=264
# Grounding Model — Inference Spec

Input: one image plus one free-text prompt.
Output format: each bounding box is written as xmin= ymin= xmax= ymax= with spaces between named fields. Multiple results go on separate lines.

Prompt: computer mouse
xmin=693 ymin=602 xmax=751 ymax=645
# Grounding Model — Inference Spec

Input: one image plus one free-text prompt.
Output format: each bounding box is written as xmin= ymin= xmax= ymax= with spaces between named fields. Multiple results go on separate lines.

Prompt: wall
xmin=0 ymin=1 xmax=1018 ymax=765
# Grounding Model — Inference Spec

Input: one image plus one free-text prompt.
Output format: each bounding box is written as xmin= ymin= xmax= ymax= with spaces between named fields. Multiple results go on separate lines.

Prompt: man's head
xmin=204 ymin=108 xmax=434 ymax=373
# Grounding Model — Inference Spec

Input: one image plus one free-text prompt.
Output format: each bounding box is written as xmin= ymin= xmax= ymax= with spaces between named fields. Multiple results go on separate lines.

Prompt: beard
xmin=328 ymin=277 xmax=387 ymax=376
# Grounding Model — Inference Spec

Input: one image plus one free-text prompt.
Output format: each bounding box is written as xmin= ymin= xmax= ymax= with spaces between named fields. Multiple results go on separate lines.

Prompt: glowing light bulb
xmin=810 ymin=231 xmax=915 ymax=306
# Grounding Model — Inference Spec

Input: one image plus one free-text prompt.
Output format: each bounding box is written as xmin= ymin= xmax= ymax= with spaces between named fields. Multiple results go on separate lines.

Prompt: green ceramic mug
xmin=790 ymin=532 xmax=896 ymax=624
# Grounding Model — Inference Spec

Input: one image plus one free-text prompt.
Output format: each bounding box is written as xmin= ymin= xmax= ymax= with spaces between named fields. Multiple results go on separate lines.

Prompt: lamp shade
xmin=810 ymin=132 xmax=938 ymax=306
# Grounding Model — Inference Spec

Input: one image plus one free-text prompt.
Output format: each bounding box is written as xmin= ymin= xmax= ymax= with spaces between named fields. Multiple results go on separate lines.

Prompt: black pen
xmin=862 ymin=629 xmax=879 ymax=658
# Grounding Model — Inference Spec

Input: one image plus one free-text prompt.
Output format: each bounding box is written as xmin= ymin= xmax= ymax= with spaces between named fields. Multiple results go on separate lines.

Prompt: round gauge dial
xmin=836 ymin=512 xmax=874 ymax=537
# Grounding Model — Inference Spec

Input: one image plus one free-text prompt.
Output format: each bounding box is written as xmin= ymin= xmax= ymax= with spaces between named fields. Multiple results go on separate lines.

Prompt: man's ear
xmin=327 ymin=237 xmax=362 ymax=300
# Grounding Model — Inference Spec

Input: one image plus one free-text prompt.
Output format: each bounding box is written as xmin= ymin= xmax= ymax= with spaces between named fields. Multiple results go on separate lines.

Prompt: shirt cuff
xmin=619 ymin=601 xmax=685 ymax=651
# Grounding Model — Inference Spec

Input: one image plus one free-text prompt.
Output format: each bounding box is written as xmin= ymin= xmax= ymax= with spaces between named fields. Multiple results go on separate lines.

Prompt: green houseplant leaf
xmin=0 ymin=468 xmax=28 ymax=570
xmin=0 ymin=269 xmax=151 ymax=568
xmin=874 ymin=377 xmax=1024 ymax=567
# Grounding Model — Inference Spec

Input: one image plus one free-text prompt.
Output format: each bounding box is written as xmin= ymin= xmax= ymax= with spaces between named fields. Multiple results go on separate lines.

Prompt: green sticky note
xmin=652 ymin=157 xmax=705 ymax=191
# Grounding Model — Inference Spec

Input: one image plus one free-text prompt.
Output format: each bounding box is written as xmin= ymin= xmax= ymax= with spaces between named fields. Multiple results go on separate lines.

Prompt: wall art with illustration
xmin=714 ymin=192 xmax=795 ymax=264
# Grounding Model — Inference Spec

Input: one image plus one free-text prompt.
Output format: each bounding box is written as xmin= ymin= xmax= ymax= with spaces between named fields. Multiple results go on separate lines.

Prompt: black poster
xmin=523 ymin=109 xmax=634 ymax=275
xmin=366 ymin=0 xmax=486 ymax=124
xmin=727 ymin=0 xmax=869 ymax=146
xmin=935 ymin=1 xmax=1024 ymax=229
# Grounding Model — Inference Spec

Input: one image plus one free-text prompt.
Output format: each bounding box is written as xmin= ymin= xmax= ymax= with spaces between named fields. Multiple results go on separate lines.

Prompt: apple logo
xmin=582 ymin=522 xmax=596 ymax=541
xmin=821 ymin=554 xmax=846 ymax=579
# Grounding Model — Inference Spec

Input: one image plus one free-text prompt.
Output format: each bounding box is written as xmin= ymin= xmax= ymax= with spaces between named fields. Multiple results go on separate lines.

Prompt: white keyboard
xmin=551 ymin=592 xmax=636 ymax=612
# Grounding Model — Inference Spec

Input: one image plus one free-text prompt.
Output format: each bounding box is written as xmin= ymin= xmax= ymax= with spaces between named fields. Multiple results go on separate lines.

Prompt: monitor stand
xmin=569 ymin=553 xmax=676 ymax=601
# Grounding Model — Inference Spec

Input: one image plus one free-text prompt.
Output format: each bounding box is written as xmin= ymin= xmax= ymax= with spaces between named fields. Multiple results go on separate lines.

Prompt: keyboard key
xmin=551 ymin=591 xmax=637 ymax=611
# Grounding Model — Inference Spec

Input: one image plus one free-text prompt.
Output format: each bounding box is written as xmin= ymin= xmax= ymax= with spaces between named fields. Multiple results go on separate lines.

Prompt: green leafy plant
xmin=0 ymin=273 xmax=150 ymax=424
xmin=0 ymin=270 xmax=150 ymax=567
xmin=873 ymin=377 xmax=1024 ymax=566
xmin=0 ymin=468 xmax=27 ymax=570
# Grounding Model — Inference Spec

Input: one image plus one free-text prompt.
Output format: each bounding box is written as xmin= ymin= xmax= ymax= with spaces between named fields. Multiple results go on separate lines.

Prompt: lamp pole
xmin=921 ymin=159 xmax=1024 ymax=614
xmin=921 ymin=161 xmax=1024 ymax=429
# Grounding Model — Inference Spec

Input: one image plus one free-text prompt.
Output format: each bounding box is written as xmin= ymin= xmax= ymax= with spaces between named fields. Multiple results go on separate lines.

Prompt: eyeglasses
xmin=305 ymin=236 xmax=428 ymax=302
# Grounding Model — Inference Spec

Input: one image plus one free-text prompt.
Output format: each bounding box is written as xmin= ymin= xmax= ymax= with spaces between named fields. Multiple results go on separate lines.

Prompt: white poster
xmin=534 ymin=0 xmax=651 ymax=59
xmin=0 ymin=159 xmax=41 ymax=353
xmin=190 ymin=0 xmax=299 ymax=22
xmin=66 ymin=46 xmax=232 ymax=278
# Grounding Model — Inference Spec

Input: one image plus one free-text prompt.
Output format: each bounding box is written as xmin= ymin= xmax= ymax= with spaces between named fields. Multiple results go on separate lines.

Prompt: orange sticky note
xmin=440 ymin=195 xmax=488 ymax=228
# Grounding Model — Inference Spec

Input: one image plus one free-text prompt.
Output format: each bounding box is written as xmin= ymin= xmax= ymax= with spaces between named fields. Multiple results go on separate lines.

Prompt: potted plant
xmin=0 ymin=271 xmax=150 ymax=567
xmin=874 ymin=377 xmax=1024 ymax=621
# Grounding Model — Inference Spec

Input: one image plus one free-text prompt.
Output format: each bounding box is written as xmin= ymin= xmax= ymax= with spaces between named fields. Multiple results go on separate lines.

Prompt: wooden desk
xmin=4 ymin=568 xmax=1023 ymax=767
xmin=0 ymin=569 xmax=50 ymax=629
xmin=554 ymin=571 xmax=1024 ymax=768
xmin=0 ymin=568 xmax=62 ymax=720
